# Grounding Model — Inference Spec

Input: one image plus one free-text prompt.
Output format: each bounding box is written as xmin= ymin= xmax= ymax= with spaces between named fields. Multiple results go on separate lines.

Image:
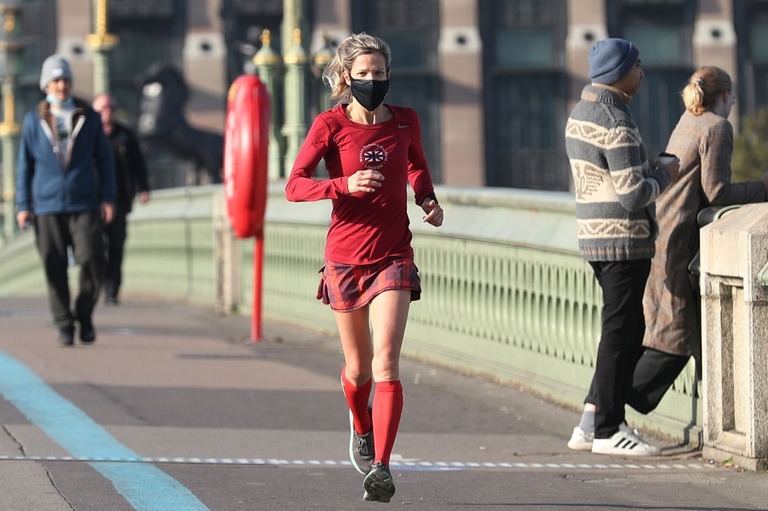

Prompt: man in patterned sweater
xmin=564 ymin=38 xmax=679 ymax=456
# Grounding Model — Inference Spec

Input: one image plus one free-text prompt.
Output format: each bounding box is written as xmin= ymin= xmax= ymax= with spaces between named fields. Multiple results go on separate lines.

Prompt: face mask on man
xmin=46 ymin=94 xmax=74 ymax=108
xmin=350 ymin=78 xmax=389 ymax=111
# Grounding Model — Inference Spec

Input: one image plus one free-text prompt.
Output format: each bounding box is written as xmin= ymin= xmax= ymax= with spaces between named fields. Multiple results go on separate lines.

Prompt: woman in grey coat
xmin=630 ymin=66 xmax=768 ymax=413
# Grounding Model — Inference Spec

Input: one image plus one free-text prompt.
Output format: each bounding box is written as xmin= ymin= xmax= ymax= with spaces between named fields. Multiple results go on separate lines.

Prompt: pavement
xmin=0 ymin=294 xmax=766 ymax=511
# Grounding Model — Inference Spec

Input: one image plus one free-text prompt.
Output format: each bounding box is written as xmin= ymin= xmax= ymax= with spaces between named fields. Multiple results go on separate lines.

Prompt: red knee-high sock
xmin=340 ymin=369 xmax=372 ymax=434
xmin=372 ymin=380 xmax=403 ymax=466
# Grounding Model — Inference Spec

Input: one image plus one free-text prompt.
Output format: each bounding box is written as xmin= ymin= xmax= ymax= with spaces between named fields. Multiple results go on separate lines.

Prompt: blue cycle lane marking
xmin=0 ymin=350 xmax=209 ymax=511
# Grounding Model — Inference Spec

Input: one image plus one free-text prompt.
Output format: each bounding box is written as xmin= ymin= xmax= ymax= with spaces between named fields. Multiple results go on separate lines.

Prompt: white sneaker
xmin=567 ymin=426 xmax=594 ymax=451
xmin=591 ymin=424 xmax=661 ymax=456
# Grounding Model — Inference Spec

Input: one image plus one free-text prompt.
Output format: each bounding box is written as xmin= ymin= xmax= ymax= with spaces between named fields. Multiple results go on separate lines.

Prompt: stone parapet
xmin=700 ymin=203 xmax=768 ymax=470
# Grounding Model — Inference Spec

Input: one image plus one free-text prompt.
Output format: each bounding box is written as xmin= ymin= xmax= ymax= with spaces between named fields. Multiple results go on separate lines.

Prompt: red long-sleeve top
xmin=285 ymin=104 xmax=435 ymax=265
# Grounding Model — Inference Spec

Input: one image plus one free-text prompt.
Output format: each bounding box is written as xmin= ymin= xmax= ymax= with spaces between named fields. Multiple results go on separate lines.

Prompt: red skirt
xmin=316 ymin=258 xmax=421 ymax=312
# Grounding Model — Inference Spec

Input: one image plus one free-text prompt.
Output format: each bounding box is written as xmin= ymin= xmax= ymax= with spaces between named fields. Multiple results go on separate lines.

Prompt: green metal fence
xmin=0 ymin=184 xmax=700 ymax=443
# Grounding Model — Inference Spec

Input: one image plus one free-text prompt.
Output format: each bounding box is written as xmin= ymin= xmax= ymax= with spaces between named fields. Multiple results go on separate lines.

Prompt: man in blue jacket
xmin=16 ymin=54 xmax=116 ymax=346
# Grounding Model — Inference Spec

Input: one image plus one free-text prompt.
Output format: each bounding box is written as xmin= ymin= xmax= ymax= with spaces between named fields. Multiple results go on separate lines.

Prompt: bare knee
xmin=343 ymin=364 xmax=372 ymax=385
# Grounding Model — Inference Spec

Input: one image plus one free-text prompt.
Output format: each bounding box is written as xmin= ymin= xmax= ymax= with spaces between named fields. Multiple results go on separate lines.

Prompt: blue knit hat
xmin=588 ymin=38 xmax=639 ymax=85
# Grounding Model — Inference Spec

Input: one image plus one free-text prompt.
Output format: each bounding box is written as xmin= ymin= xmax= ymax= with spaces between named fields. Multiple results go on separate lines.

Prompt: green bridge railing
xmin=0 ymin=184 xmax=700 ymax=444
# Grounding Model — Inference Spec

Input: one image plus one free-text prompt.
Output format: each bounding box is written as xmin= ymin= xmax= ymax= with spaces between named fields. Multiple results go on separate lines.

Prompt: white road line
xmin=0 ymin=455 xmax=712 ymax=471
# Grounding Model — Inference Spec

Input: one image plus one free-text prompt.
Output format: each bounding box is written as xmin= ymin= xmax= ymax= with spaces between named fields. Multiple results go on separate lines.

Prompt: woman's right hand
xmin=347 ymin=170 xmax=385 ymax=194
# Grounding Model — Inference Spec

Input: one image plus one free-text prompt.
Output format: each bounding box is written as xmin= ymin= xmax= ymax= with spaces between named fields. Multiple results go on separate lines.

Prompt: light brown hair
xmin=322 ymin=33 xmax=391 ymax=102
xmin=681 ymin=66 xmax=732 ymax=116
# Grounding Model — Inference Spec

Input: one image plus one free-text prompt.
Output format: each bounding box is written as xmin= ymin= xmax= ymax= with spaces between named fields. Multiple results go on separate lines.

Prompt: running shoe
xmin=363 ymin=462 xmax=395 ymax=503
xmin=567 ymin=426 xmax=594 ymax=451
xmin=349 ymin=408 xmax=374 ymax=475
xmin=591 ymin=423 xmax=661 ymax=456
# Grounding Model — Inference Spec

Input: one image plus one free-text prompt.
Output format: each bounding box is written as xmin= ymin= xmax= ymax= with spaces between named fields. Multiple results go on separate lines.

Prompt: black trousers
xmin=585 ymin=259 xmax=650 ymax=438
xmin=104 ymin=212 xmax=128 ymax=299
xmin=628 ymin=348 xmax=691 ymax=414
xmin=587 ymin=346 xmax=692 ymax=419
xmin=35 ymin=212 xmax=105 ymax=329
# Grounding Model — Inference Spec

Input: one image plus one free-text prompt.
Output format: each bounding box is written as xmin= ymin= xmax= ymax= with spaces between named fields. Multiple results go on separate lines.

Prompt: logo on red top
xmin=359 ymin=143 xmax=388 ymax=170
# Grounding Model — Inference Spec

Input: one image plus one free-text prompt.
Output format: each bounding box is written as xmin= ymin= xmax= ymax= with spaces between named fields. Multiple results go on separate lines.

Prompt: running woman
xmin=285 ymin=32 xmax=443 ymax=503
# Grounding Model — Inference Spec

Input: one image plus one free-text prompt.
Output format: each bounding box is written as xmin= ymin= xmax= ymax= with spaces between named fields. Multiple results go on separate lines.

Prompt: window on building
xmin=8 ymin=0 xmax=56 ymax=121
xmin=735 ymin=0 xmax=768 ymax=112
xmin=481 ymin=0 xmax=568 ymax=190
xmin=105 ymin=0 xmax=188 ymax=189
xmin=221 ymin=0 xmax=283 ymax=84
xmin=0 ymin=0 xmax=55 ymax=171
xmin=607 ymin=0 xmax=693 ymax=157
xmin=351 ymin=0 xmax=442 ymax=183
xmin=108 ymin=0 xmax=187 ymax=127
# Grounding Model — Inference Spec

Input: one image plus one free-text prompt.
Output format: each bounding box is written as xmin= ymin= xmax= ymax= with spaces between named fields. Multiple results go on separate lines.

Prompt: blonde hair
xmin=681 ymin=66 xmax=732 ymax=115
xmin=322 ymin=33 xmax=391 ymax=102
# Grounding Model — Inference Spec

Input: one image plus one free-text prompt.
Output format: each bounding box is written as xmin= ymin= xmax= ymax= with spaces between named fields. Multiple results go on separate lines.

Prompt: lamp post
xmin=0 ymin=0 xmax=22 ymax=242
xmin=312 ymin=33 xmax=334 ymax=114
xmin=252 ymin=29 xmax=284 ymax=180
xmin=281 ymin=28 xmax=308 ymax=173
xmin=85 ymin=0 xmax=118 ymax=94
xmin=310 ymin=33 xmax=334 ymax=178
xmin=281 ymin=0 xmax=307 ymax=60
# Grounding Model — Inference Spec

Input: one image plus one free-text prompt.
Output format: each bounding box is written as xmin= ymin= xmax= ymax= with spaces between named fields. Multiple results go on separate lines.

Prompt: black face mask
xmin=350 ymin=78 xmax=389 ymax=111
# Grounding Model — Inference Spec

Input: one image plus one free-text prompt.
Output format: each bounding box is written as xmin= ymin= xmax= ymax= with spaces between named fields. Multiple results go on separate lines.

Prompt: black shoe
xmin=58 ymin=326 xmax=75 ymax=346
xmin=363 ymin=462 xmax=395 ymax=503
xmin=104 ymin=296 xmax=118 ymax=305
xmin=349 ymin=408 xmax=374 ymax=475
xmin=79 ymin=319 xmax=96 ymax=344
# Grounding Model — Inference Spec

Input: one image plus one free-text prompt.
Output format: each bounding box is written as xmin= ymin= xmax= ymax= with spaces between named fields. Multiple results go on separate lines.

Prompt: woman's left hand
xmin=421 ymin=199 xmax=444 ymax=227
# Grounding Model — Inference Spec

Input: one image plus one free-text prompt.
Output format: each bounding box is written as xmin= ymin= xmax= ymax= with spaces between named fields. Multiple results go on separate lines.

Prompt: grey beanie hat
xmin=39 ymin=54 xmax=73 ymax=91
xmin=588 ymin=38 xmax=639 ymax=85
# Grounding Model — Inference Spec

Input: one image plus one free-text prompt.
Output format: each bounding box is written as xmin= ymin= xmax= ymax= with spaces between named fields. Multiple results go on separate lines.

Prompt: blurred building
xmin=8 ymin=0 xmax=768 ymax=190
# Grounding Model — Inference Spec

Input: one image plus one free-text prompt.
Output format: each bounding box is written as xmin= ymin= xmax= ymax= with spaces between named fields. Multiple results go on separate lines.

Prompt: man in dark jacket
xmin=92 ymin=93 xmax=150 ymax=305
xmin=16 ymin=54 xmax=116 ymax=346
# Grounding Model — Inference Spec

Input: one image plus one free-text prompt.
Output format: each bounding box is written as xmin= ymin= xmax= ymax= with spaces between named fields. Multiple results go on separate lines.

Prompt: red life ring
xmin=224 ymin=74 xmax=270 ymax=238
